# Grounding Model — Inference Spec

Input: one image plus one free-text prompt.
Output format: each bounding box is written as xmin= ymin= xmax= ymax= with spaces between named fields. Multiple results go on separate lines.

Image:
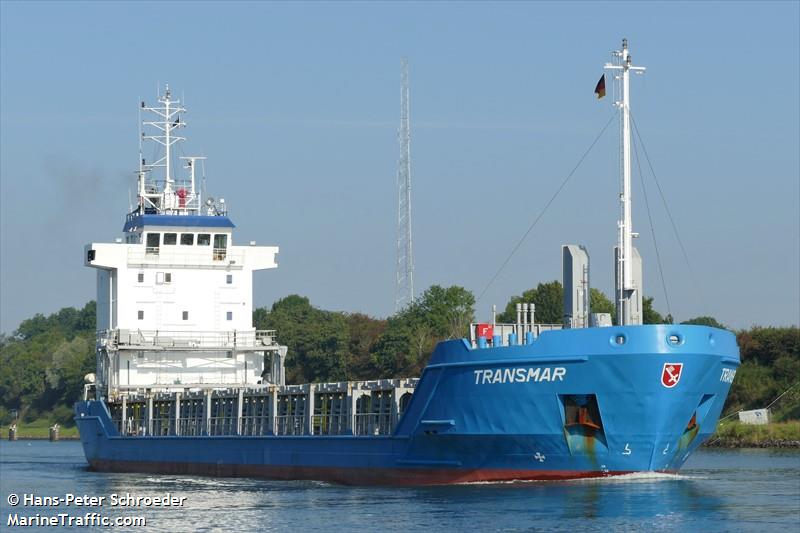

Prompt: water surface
xmin=1 ymin=441 xmax=798 ymax=531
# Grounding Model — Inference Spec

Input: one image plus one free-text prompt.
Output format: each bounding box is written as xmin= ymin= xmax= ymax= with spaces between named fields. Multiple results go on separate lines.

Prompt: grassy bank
xmin=2 ymin=419 xmax=79 ymax=440
xmin=705 ymin=420 xmax=800 ymax=448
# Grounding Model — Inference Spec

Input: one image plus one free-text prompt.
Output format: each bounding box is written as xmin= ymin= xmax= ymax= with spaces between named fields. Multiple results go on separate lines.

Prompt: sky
xmin=1 ymin=1 xmax=798 ymax=334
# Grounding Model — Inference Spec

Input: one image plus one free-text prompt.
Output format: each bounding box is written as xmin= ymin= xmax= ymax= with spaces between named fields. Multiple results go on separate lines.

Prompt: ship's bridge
xmin=120 ymin=214 xmax=245 ymax=269
xmin=84 ymin=86 xmax=284 ymax=396
xmin=86 ymin=213 xmax=278 ymax=327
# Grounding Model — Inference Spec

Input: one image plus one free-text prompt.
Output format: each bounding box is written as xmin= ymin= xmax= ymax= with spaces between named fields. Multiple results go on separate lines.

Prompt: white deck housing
xmin=86 ymin=86 xmax=284 ymax=398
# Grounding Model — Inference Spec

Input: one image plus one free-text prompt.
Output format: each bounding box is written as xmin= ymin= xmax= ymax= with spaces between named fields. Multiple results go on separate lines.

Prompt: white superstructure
xmin=86 ymin=87 xmax=285 ymax=398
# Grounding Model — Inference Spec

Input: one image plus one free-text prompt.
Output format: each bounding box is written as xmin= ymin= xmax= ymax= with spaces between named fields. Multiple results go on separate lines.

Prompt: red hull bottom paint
xmin=89 ymin=460 xmax=643 ymax=486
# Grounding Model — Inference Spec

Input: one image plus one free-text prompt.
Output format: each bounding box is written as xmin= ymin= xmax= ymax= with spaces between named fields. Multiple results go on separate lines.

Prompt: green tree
xmin=725 ymin=326 xmax=799 ymax=420
xmin=738 ymin=326 xmax=800 ymax=366
xmin=499 ymin=281 xmax=563 ymax=324
xmin=371 ymin=320 xmax=416 ymax=378
xmin=589 ymin=288 xmax=616 ymax=324
xmin=0 ymin=303 xmax=96 ymax=424
xmin=45 ymin=336 xmax=94 ymax=407
xmin=681 ymin=316 xmax=725 ymax=329
xmin=408 ymin=285 xmax=475 ymax=340
xmin=725 ymin=360 xmax=777 ymax=413
xmin=372 ymin=285 xmax=475 ymax=377
xmin=254 ymin=295 xmax=350 ymax=384
xmin=642 ymin=296 xmax=670 ymax=324
xmin=344 ymin=313 xmax=386 ymax=381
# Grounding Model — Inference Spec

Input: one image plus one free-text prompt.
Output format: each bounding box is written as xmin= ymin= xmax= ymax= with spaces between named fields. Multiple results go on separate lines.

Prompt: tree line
xmin=1 ymin=283 xmax=797 ymax=425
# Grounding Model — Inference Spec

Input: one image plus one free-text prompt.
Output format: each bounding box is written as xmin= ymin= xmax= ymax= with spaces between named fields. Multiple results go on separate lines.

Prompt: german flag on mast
xmin=594 ymin=74 xmax=606 ymax=99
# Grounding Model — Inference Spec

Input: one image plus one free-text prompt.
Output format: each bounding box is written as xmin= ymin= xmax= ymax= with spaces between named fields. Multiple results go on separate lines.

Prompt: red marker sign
xmin=475 ymin=323 xmax=493 ymax=339
xmin=661 ymin=363 xmax=683 ymax=388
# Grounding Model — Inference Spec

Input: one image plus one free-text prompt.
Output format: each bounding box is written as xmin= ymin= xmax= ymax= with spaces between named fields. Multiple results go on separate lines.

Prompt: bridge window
xmin=226 ymin=274 xmax=233 ymax=284
xmin=146 ymin=233 xmax=160 ymax=254
xmin=165 ymin=273 xmax=172 ymax=283
xmin=163 ymin=233 xmax=177 ymax=245
xmin=180 ymin=233 xmax=194 ymax=245
xmin=137 ymin=310 xmax=144 ymax=320
xmin=226 ymin=311 xmax=233 ymax=321
xmin=214 ymin=234 xmax=228 ymax=248
xmin=213 ymin=234 xmax=228 ymax=261
xmin=137 ymin=272 xmax=144 ymax=283
xmin=197 ymin=234 xmax=211 ymax=246
xmin=182 ymin=311 xmax=189 ymax=321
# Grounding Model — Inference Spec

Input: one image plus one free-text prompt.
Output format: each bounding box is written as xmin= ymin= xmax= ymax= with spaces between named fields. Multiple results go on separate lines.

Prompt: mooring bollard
xmin=49 ymin=424 xmax=60 ymax=442
xmin=8 ymin=424 xmax=18 ymax=441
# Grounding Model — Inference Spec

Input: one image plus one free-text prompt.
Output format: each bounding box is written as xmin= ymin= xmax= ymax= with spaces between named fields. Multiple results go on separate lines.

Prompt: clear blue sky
xmin=1 ymin=1 xmax=798 ymax=333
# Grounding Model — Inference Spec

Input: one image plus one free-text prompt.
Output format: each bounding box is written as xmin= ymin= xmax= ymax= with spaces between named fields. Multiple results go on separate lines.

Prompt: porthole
xmin=667 ymin=333 xmax=684 ymax=346
xmin=610 ymin=333 xmax=626 ymax=346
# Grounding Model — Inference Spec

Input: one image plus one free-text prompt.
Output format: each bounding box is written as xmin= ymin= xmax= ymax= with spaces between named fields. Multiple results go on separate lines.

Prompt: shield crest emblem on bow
xmin=661 ymin=363 xmax=683 ymax=388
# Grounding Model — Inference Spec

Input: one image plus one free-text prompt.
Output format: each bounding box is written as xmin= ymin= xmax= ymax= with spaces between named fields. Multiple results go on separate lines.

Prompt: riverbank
xmin=2 ymin=422 xmax=79 ymax=440
xmin=703 ymin=420 xmax=800 ymax=448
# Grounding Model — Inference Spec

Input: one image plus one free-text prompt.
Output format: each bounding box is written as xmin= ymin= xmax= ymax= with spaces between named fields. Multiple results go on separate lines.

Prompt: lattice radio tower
xmin=395 ymin=57 xmax=414 ymax=311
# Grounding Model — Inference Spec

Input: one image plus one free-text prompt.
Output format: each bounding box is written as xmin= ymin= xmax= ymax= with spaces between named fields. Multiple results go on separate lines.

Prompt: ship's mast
xmin=135 ymin=85 xmax=208 ymax=216
xmin=605 ymin=39 xmax=645 ymax=325
xmin=143 ymin=86 xmax=185 ymax=194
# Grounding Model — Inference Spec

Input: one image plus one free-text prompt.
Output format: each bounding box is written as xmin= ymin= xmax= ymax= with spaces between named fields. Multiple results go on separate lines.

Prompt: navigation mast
xmin=135 ymin=85 xmax=209 ymax=217
xmin=605 ymin=39 xmax=646 ymax=325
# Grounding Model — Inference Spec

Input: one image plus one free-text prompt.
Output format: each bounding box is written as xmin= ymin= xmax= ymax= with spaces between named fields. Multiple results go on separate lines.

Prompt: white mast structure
xmin=138 ymin=85 xmax=204 ymax=215
xmin=605 ymin=39 xmax=645 ymax=325
xmin=395 ymin=57 xmax=414 ymax=311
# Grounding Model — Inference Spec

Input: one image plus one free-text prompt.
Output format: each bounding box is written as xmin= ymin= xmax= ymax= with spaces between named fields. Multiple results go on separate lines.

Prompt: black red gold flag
xmin=594 ymin=74 xmax=606 ymax=99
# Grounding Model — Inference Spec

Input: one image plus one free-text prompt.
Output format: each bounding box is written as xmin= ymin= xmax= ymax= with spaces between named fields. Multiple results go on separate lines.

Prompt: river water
xmin=1 ymin=440 xmax=798 ymax=532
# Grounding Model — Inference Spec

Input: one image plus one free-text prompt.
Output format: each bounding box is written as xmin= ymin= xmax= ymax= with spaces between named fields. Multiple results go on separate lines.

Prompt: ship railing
xmin=116 ymin=417 xmax=146 ymax=436
xmin=469 ymin=322 xmax=564 ymax=347
xmin=176 ymin=417 xmax=205 ymax=436
xmin=274 ymin=415 xmax=305 ymax=436
xmin=114 ymin=414 xmax=396 ymax=437
xmin=208 ymin=416 xmax=238 ymax=436
xmin=240 ymin=416 xmax=272 ymax=436
xmin=312 ymin=414 xmax=350 ymax=435
xmin=97 ymin=329 xmax=278 ymax=350
xmin=127 ymin=248 xmax=244 ymax=268
xmin=353 ymin=413 xmax=393 ymax=436
xmin=136 ymin=179 xmax=206 ymax=214
xmin=150 ymin=417 xmax=173 ymax=436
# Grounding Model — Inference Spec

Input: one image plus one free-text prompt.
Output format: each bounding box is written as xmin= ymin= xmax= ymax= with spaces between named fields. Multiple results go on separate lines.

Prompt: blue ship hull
xmin=75 ymin=325 xmax=739 ymax=485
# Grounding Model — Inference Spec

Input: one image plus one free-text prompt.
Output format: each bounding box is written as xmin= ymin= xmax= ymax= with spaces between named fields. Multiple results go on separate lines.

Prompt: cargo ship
xmin=75 ymin=40 xmax=740 ymax=485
